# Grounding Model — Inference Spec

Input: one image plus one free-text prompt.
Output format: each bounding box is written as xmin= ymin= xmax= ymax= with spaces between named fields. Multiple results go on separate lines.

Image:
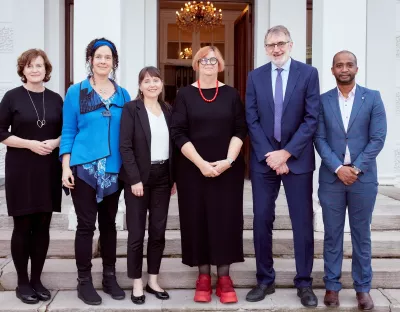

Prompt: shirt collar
xmin=271 ymin=58 xmax=291 ymax=72
xmin=337 ymin=84 xmax=356 ymax=98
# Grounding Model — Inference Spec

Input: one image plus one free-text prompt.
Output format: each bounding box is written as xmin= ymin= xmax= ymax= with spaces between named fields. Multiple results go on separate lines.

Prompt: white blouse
xmin=145 ymin=108 xmax=169 ymax=161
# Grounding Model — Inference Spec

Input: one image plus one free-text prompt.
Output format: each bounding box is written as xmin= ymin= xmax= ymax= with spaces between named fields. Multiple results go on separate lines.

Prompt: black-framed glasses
xmin=199 ymin=57 xmax=218 ymax=65
xmin=265 ymin=41 xmax=290 ymax=50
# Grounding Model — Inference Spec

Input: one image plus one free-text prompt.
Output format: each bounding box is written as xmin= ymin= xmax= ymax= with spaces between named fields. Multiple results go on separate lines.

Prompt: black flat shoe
xmin=145 ymin=284 xmax=170 ymax=300
xmin=131 ymin=291 xmax=146 ymax=304
xmin=32 ymin=288 xmax=51 ymax=301
xmin=246 ymin=283 xmax=275 ymax=302
xmin=15 ymin=287 xmax=39 ymax=304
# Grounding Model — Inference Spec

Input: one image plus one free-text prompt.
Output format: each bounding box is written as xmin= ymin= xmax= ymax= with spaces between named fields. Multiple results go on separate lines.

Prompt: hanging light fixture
xmin=176 ymin=1 xmax=223 ymax=33
xmin=179 ymin=47 xmax=193 ymax=59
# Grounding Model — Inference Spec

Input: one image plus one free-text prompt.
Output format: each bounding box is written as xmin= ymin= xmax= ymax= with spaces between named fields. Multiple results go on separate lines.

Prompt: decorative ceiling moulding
xmin=0 ymin=24 xmax=13 ymax=53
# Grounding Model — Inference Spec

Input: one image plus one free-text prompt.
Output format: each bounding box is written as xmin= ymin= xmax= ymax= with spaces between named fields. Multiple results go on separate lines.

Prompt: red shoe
xmin=194 ymin=274 xmax=212 ymax=302
xmin=216 ymin=276 xmax=238 ymax=303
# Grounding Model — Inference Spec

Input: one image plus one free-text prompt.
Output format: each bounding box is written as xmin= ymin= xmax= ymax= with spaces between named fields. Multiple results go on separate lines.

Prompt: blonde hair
xmin=192 ymin=46 xmax=225 ymax=72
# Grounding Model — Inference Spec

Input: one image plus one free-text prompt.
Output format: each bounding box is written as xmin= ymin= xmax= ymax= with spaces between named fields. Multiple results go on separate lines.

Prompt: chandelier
xmin=176 ymin=1 xmax=222 ymax=33
xmin=179 ymin=47 xmax=193 ymax=59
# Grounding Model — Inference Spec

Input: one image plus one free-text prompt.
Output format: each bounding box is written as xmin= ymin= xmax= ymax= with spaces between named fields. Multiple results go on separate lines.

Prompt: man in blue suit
xmin=245 ymin=25 xmax=320 ymax=307
xmin=314 ymin=51 xmax=386 ymax=310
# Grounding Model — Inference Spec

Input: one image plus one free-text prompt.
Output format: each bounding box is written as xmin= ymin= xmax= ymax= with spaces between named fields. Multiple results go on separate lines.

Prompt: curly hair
xmin=17 ymin=49 xmax=52 ymax=83
xmin=85 ymin=37 xmax=119 ymax=80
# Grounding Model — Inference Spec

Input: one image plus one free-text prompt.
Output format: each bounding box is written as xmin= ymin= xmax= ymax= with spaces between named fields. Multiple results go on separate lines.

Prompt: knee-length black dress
xmin=0 ymin=86 xmax=63 ymax=216
xmin=171 ymin=85 xmax=247 ymax=266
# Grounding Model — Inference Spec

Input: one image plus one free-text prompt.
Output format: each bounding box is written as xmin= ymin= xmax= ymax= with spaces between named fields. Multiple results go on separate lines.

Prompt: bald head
xmin=332 ymin=51 xmax=357 ymax=67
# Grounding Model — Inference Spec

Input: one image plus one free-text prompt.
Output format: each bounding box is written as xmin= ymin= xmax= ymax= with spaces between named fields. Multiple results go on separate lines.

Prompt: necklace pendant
xmin=37 ymin=120 xmax=45 ymax=128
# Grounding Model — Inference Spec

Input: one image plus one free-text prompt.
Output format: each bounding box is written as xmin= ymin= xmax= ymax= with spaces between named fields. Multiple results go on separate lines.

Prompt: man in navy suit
xmin=245 ymin=25 xmax=320 ymax=307
xmin=314 ymin=51 xmax=386 ymax=310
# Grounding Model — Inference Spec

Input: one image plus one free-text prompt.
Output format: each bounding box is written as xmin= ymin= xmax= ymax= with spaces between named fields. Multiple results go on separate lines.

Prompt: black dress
xmin=171 ymin=85 xmax=247 ymax=266
xmin=0 ymin=86 xmax=63 ymax=216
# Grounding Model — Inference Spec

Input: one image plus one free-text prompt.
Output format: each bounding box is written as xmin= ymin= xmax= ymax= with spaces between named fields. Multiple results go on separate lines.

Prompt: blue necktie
xmin=274 ymin=68 xmax=284 ymax=142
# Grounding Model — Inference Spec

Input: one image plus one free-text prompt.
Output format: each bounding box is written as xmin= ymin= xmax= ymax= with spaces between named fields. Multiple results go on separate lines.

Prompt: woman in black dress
xmin=171 ymin=46 xmax=247 ymax=304
xmin=0 ymin=49 xmax=63 ymax=304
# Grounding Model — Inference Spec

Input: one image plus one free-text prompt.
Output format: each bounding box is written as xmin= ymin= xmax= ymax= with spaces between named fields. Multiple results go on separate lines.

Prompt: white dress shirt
xmin=145 ymin=108 xmax=169 ymax=161
xmin=335 ymin=85 xmax=356 ymax=173
xmin=271 ymin=58 xmax=292 ymax=99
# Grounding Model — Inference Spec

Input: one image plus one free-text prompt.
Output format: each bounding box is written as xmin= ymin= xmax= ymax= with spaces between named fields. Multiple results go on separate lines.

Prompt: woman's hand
xmin=198 ymin=161 xmax=220 ymax=178
xmin=131 ymin=182 xmax=144 ymax=197
xmin=209 ymin=159 xmax=231 ymax=175
xmin=27 ymin=140 xmax=53 ymax=156
xmin=62 ymin=166 xmax=75 ymax=189
xmin=171 ymin=183 xmax=177 ymax=196
xmin=42 ymin=139 xmax=59 ymax=152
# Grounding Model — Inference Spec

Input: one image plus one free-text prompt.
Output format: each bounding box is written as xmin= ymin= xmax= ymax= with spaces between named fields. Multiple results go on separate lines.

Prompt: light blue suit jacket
xmin=314 ymin=85 xmax=387 ymax=183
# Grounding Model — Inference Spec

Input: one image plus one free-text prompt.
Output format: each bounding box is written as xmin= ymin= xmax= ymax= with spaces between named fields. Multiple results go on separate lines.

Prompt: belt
xmin=151 ymin=160 xmax=168 ymax=165
xmin=343 ymin=164 xmax=352 ymax=167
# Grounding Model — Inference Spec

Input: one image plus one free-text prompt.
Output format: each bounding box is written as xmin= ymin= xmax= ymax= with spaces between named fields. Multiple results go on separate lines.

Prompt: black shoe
xmin=297 ymin=286 xmax=318 ymax=307
xmin=31 ymin=281 xmax=51 ymax=301
xmin=131 ymin=291 xmax=146 ymax=305
xmin=77 ymin=277 xmax=102 ymax=305
xmin=102 ymin=271 xmax=125 ymax=300
xmin=145 ymin=284 xmax=170 ymax=300
xmin=15 ymin=286 xmax=39 ymax=304
xmin=246 ymin=283 xmax=275 ymax=302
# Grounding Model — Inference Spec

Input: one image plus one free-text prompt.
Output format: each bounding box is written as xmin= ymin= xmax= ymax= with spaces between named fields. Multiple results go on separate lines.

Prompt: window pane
xmin=200 ymin=30 xmax=212 ymax=42
xmin=181 ymin=29 xmax=192 ymax=41
xmin=213 ymin=25 xmax=225 ymax=42
xmin=214 ymin=43 xmax=225 ymax=58
xmin=180 ymin=42 xmax=192 ymax=59
xmin=167 ymin=42 xmax=180 ymax=59
xmin=168 ymin=24 xmax=179 ymax=41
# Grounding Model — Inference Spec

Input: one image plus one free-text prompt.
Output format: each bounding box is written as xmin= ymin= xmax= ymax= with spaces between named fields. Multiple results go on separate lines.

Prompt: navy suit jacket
xmin=245 ymin=59 xmax=320 ymax=174
xmin=314 ymin=85 xmax=387 ymax=183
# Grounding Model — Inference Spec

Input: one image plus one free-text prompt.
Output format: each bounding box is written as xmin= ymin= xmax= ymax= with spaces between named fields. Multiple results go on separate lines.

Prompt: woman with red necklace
xmin=171 ymin=46 xmax=247 ymax=304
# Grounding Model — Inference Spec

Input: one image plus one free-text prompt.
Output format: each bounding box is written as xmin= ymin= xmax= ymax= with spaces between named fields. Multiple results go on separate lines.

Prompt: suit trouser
xmin=125 ymin=163 xmax=171 ymax=279
xmin=251 ymin=170 xmax=314 ymax=288
xmin=319 ymin=179 xmax=377 ymax=292
xmin=71 ymin=177 xmax=122 ymax=278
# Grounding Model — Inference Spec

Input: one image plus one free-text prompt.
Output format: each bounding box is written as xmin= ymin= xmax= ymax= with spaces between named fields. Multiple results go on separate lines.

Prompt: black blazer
xmin=119 ymin=99 xmax=174 ymax=186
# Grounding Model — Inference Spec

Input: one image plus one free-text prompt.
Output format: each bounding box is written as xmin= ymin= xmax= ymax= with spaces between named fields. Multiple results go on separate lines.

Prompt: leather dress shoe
xmin=356 ymin=292 xmax=374 ymax=310
xmin=15 ymin=287 xmax=39 ymax=304
xmin=246 ymin=283 xmax=275 ymax=302
xmin=297 ymin=287 xmax=318 ymax=307
xmin=131 ymin=291 xmax=146 ymax=304
xmin=146 ymin=284 xmax=170 ymax=300
xmin=32 ymin=287 xmax=51 ymax=301
xmin=324 ymin=290 xmax=339 ymax=307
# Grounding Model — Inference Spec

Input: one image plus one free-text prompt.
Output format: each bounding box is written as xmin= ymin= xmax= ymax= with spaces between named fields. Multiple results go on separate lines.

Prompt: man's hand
xmin=275 ymin=163 xmax=289 ymax=175
xmin=265 ymin=150 xmax=291 ymax=170
xmin=337 ymin=166 xmax=358 ymax=185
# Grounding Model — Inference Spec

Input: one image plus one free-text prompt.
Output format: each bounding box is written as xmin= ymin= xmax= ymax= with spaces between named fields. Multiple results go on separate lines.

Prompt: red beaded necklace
xmin=197 ymin=80 xmax=219 ymax=103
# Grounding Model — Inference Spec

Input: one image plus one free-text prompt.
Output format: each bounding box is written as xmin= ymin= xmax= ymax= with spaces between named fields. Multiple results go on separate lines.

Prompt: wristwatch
xmin=227 ymin=157 xmax=235 ymax=167
xmin=352 ymin=165 xmax=362 ymax=175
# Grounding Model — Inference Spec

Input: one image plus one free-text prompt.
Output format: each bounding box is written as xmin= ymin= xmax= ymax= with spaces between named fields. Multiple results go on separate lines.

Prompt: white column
xmin=254 ymin=0 xmax=270 ymax=68
xmin=312 ymin=0 xmax=367 ymax=232
xmin=367 ymin=0 xmax=396 ymax=186
xmin=395 ymin=0 xmax=400 ymax=187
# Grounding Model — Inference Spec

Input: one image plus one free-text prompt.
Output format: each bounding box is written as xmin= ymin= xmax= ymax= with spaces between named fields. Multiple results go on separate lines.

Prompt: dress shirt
xmin=146 ymin=108 xmax=169 ymax=161
xmin=271 ymin=58 xmax=291 ymax=99
xmin=335 ymin=85 xmax=356 ymax=173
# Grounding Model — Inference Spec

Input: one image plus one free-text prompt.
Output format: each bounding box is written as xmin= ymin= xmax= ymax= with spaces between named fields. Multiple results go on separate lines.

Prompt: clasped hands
xmin=337 ymin=166 xmax=358 ymax=186
xmin=29 ymin=139 xmax=58 ymax=156
xmin=199 ymin=159 xmax=231 ymax=178
xmin=265 ymin=150 xmax=291 ymax=175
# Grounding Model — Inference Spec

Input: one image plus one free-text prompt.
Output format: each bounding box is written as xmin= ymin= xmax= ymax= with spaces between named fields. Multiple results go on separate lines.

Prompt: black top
xmin=0 ymin=86 xmax=63 ymax=216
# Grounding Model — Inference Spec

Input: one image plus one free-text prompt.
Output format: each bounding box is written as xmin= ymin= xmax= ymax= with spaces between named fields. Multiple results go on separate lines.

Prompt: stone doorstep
xmin=1 ymin=258 xmax=400 ymax=291
xmin=0 ymin=289 xmax=392 ymax=312
xmin=1 ymin=229 xmax=400 ymax=258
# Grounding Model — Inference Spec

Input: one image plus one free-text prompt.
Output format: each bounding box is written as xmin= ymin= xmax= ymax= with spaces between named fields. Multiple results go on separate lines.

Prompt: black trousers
xmin=11 ymin=212 xmax=52 ymax=285
xmin=125 ymin=163 xmax=171 ymax=279
xmin=71 ymin=177 xmax=122 ymax=278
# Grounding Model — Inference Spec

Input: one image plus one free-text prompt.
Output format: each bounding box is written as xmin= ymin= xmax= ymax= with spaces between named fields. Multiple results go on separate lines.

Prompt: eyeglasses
xmin=265 ymin=41 xmax=290 ymax=50
xmin=199 ymin=57 xmax=218 ymax=65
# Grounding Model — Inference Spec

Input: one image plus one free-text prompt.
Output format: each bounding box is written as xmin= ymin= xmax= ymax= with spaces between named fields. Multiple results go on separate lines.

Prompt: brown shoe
xmin=324 ymin=290 xmax=339 ymax=307
xmin=356 ymin=292 xmax=374 ymax=310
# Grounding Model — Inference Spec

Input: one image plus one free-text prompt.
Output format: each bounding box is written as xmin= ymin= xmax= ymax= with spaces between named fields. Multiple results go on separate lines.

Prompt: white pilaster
xmin=312 ymin=0 xmax=367 ymax=232
xmin=254 ymin=0 xmax=270 ymax=68
xmin=395 ymin=0 xmax=400 ymax=187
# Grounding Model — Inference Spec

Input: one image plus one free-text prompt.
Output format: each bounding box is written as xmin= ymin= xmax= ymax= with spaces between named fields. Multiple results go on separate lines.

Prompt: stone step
xmin=1 ymin=229 xmax=400 ymax=258
xmin=1 ymin=257 xmax=400 ymax=291
xmin=0 ymin=288 xmax=393 ymax=311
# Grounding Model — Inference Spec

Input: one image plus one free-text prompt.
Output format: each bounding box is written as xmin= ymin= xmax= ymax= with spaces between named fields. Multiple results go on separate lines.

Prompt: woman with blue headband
xmin=60 ymin=38 xmax=130 ymax=306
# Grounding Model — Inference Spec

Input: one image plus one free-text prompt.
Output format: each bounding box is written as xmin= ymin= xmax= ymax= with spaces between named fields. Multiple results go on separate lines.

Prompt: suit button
xmin=342 ymin=154 xmax=345 ymax=156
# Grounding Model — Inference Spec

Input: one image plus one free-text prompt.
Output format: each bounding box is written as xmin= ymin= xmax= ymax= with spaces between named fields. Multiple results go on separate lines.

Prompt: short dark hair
xmin=85 ymin=38 xmax=119 ymax=80
xmin=17 ymin=49 xmax=52 ymax=83
xmin=332 ymin=50 xmax=358 ymax=66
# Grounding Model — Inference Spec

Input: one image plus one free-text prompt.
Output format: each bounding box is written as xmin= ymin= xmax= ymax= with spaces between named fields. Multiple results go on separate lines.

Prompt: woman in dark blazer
xmin=119 ymin=66 xmax=175 ymax=305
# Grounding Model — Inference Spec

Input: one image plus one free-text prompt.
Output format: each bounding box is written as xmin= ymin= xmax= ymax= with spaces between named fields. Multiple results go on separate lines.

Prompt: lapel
xmin=135 ymin=100 xmax=151 ymax=148
xmin=282 ymin=59 xmax=300 ymax=114
xmin=260 ymin=63 xmax=275 ymax=113
xmin=328 ymin=88 xmax=346 ymax=133
xmin=347 ymin=85 xmax=366 ymax=132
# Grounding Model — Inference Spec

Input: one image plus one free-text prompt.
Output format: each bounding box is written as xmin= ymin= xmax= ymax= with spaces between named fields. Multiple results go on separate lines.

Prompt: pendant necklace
xmin=26 ymin=89 xmax=46 ymax=128
xmin=198 ymin=80 xmax=219 ymax=103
